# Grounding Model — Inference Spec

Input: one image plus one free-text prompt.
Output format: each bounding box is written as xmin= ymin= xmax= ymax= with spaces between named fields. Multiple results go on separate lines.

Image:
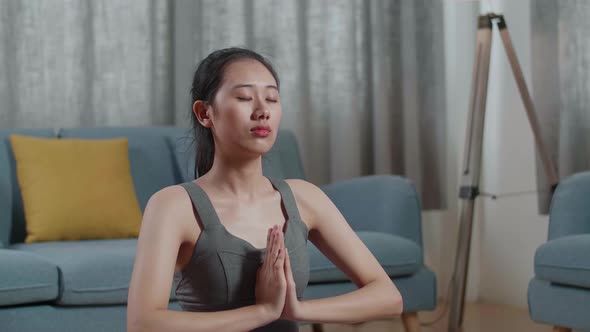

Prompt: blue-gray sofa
xmin=528 ymin=171 xmax=590 ymax=332
xmin=0 ymin=126 xmax=436 ymax=331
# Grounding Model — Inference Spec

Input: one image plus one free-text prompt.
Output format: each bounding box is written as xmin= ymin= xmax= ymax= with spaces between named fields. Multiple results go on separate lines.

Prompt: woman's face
xmin=208 ymin=59 xmax=282 ymax=158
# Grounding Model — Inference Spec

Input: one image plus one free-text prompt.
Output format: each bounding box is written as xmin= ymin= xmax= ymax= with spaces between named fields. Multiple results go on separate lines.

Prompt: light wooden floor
xmin=298 ymin=302 xmax=578 ymax=332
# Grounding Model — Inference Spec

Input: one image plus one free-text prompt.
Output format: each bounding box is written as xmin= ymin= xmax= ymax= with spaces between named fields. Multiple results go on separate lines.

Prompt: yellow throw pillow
xmin=9 ymin=134 xmax=143 ymax=243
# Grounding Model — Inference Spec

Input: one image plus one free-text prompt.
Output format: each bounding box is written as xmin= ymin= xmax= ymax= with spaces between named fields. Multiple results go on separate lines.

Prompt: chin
xmin=242 ymin=143 xmax=274 ymax=157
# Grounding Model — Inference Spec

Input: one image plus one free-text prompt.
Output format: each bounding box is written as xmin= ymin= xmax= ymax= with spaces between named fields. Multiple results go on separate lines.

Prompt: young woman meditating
xmin=127 ymin=47 xmax=403 ymax=332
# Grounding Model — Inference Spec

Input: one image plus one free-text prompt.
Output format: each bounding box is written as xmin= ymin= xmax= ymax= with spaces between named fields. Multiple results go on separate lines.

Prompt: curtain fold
xmin=0 ymin=0 xmax=172 ymax=128
xmin=531 ymin=0 xmax=590 ymax=214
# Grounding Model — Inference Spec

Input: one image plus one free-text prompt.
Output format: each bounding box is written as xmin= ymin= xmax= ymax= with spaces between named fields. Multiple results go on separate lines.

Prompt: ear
xmin=193 ymin=100 xmax=213 ymax=128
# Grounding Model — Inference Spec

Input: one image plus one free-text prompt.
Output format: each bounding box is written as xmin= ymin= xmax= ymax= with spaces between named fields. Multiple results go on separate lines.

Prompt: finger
xmin=275 ymin=226 xmax=284 ymax=248
xmin=286 ymin=251 xmax=296 ymax=285
xmin=264 ymin=227 xmax=273 ymax=268
xmin=284 ymin=249 xmax=290 ymax=272
xmin=266 ymin=226 xmax=276 ymax=255
xmin=273 ymin=225 xmax=281 ymax=253
xmin=274 ymin=247 xmax=285 ymax=272
xmin=268 ymin=227 xmax=279 ymax=268
xmin=275 ymin=229 xmax=285 ymax=262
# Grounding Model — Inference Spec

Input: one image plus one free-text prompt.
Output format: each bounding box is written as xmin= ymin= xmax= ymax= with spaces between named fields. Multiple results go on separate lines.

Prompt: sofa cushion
xmin=58 ymin=126 xmax=187 ymax=213
xmin=308 ymin=231 xmax=422 ymax=283
xmin=10 ymin=239 xmax=178 ymax=305
xmin=0 ymin=128 xmax=56 ymax=245
xmin=535 ymin=234 xmax=590 ymax=288
xmin=8 ymin=135 xmax=142 ymax=243
xmin=0 ymin=249 xmax=59 ymax=306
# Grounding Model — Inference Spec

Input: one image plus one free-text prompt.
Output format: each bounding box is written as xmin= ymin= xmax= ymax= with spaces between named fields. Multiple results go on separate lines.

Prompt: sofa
xmin=528 ymin=171 xmax=590 ymax=332
xmin=0 ymin=126 xmax=436 ymax=331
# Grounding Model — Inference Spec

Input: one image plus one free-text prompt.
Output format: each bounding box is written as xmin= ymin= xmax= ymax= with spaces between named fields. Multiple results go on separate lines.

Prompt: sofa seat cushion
xmin=10 ymin=239 xmax=177 ymax=305
xmin=0 ymin=249 xmax=59 ymax=306
xmin=535 ymin=234 xmax=590 ymax=288
xmin=308 ymin=231 xmax=422 ymax=283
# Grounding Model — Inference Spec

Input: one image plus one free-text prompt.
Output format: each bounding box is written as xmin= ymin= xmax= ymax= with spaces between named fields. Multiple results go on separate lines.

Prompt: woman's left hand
xmin=280 ymin=250 xmax=304 ymax=321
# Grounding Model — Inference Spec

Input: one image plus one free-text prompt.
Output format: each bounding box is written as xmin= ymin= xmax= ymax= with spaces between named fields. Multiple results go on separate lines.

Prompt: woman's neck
xmin=199 ymin=154 xmax=269 ymax=201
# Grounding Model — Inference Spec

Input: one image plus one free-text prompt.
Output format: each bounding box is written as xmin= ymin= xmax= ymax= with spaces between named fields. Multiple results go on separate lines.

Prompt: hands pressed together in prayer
xmin=255 ymin=224 xmax=303 ymax=321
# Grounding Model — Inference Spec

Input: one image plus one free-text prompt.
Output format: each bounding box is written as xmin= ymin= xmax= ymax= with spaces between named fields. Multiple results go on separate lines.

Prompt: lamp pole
xmin=447 ymin=13 xmax=559 ymax=332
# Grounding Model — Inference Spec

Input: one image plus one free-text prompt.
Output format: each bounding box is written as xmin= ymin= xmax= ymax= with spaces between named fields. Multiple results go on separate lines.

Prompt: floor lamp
xmin=447 ymin=13 xmax=560 ymax=332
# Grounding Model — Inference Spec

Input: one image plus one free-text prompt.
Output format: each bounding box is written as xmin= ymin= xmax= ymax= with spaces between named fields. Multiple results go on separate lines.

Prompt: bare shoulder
xmin=284 ymin=178 xmax=330 ymax=231
xmin=146 ymin=184 xmax=190 ymax=217
xmin=140 ymin=183 xmax=197 ymax=243
xmin=283 ymin=178 xmax=321 ymax=197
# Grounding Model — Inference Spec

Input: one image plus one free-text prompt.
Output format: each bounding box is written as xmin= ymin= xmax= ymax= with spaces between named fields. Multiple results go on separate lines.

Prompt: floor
xmin=298 ymin=302 xmax=574 ymax=332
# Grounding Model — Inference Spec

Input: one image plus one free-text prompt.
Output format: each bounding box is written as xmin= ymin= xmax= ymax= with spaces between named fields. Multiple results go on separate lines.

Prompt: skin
xmin=127 ymin=59 xmax=403 ymax=332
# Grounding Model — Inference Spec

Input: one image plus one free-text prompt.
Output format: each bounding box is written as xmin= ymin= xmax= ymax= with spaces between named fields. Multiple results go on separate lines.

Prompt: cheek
xmin=215 ymin=102 xmax=246 ymax=125
xmin=273 ymin=104 xmax=283 ymax=120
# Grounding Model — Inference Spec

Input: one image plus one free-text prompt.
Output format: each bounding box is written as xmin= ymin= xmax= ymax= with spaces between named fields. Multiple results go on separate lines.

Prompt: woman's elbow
xmin=393 ymin=292 xmax=404 ymax=315
xmin=385 ymin=281 xmax=403 ymax=316
xmin=127 ymin=317 xmax=142 ymax=332
xmin=127 ymin=308 xmax=155 ymax=332
xmin=127 ymin=313 xmax=146 ymax=332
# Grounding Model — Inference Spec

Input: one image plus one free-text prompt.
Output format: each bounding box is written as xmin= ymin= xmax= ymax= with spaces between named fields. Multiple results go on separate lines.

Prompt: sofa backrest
xmin=0 ymin=126 xmax=305 ymax=245
xmin=548 ymin=170 xmax=590 ymax=240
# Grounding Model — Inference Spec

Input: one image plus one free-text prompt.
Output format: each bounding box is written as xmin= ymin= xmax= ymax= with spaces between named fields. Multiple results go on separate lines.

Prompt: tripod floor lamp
xmin=447 ymin=13 xmax=560 ymax=332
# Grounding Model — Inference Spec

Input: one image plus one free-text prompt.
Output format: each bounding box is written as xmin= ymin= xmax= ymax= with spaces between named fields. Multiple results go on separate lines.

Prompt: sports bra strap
xmin=179 ymin=182 xmax=221 ymax=230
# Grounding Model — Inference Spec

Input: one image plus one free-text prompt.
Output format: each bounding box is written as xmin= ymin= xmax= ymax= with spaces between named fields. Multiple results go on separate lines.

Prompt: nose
xmin=253 ymin=107 xmax=270 ymax=120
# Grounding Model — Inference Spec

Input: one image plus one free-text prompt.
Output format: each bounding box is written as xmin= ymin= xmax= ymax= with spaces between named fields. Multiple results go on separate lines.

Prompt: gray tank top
xmin=174 ymin=176 xmax=310 ymax=331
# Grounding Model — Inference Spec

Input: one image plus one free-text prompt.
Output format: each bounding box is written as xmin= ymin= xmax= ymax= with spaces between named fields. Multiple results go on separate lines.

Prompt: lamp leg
xmin=311 ymin=323 xmax=324 ymax=332
xmin=448 ymin=14 xmax=493 ymax=332
xmin=401 ymin=312 xmax=421 ymax=332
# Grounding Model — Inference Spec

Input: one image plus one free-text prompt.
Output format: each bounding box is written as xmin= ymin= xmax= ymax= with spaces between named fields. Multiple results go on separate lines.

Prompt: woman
xmin=127 ymin=47 xmax=403 ymax=332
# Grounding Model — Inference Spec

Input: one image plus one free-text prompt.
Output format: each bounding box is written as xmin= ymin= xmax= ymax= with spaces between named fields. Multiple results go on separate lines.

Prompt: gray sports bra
xmin=174 ymin=176 xmax=310 ymax=331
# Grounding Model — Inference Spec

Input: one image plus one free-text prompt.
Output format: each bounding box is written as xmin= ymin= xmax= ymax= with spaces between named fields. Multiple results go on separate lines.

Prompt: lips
xmin=251 ymin=125 xmax=271 ymax=132
xmin=251 ymin=126 xmax=271 ymax=137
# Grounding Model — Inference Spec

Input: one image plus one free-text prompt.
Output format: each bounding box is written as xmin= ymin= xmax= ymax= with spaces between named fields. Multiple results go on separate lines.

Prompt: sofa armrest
xmin=548 ymin=171 xmax=590 ymax=240
xmin=320 ymin=175 xmax=423 ymax=248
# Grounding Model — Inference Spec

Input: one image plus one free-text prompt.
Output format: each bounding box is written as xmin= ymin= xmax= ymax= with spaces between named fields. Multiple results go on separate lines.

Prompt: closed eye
xmin=237 ymin=97 xmax=252 ymax=101
xmin=266 ymin=99 xmax=278 ymax=103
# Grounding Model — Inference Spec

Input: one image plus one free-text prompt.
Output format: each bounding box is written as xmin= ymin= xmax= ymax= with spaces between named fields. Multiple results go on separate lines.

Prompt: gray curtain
xmin=0 ymin=0 xmax=447 ymax=210
xmin=0 ymin=0 xmax=173 ymax=127
xmin=531 ymin=0 xmax=590 ymax=214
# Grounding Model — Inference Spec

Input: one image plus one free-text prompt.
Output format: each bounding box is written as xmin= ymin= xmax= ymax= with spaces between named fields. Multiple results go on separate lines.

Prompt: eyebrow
xmin=231 ymin=83 xmax=279 ymax=91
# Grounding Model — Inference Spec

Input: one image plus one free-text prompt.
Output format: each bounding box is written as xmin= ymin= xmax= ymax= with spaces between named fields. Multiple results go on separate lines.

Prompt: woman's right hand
xmin=255 ymin=224 xmax=287 ymax=320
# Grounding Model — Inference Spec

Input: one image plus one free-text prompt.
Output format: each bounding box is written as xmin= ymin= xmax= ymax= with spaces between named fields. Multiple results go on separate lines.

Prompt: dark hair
xmin=190 ymin=47 xmax=280 ymax=179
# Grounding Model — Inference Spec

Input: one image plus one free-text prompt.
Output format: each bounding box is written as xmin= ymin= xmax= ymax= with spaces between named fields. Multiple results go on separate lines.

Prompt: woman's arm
xmin=286 ymin=179 xmax=404 ymax=325
xmin=127 ymin=186 xmax=275 ymax=332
